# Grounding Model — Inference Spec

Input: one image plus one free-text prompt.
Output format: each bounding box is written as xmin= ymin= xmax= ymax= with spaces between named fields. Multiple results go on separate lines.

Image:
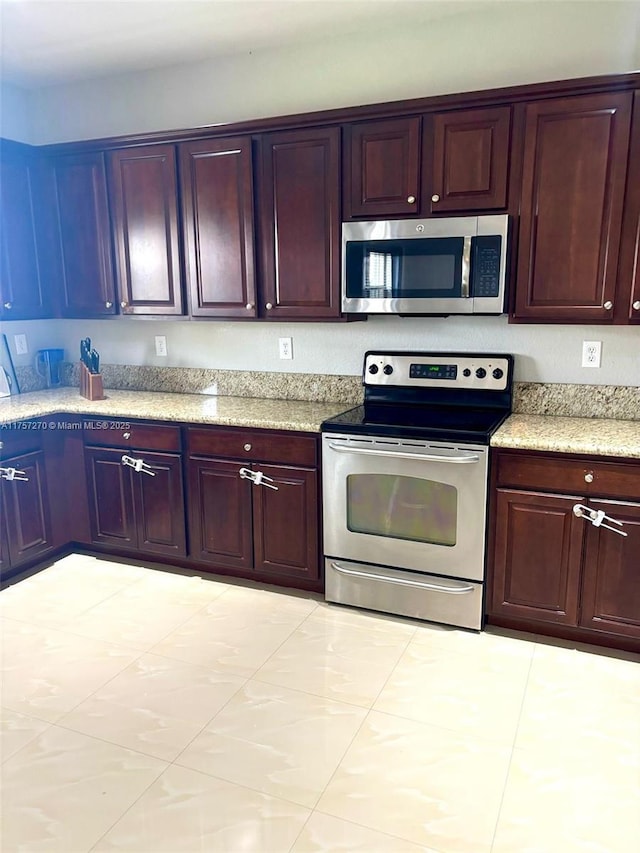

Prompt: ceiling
xmin=0 ymin=0 xmax=490 ymax=89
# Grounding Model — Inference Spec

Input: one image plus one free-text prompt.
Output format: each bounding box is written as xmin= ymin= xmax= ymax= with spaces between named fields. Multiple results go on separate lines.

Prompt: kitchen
xmin=1 ymin=1 xmax=640 ymax=851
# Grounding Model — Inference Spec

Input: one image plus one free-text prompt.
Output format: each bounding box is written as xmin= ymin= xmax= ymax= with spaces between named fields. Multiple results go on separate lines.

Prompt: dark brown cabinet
xmin=344 ymin=107 xmax=511 ymax=219
xmin=44 ymin=151 xmax=117 ymax=317
xmin=84 ymin=422 xmax=186 ymax=558
xmin=108 ymin=145 xmax=184 ymax=315
xmin=180 ymin=137 xmax=257 ymax=318
xmin=616 ymin=91 xmax=640 ymax=323
xmin=187 ymin=426 xmax=321 ymax=587
xmin=488 ymin=449 xmax=640 ymax=648
xmin=513 ymin=92 xmax=633 ymax=323
xmin=1 ymin=449 xmax=54 ymax=571
xmin=0 ymin=142 xmax=52 ymax=320
xmin=258 ymin=127 xmax=341 ymax=319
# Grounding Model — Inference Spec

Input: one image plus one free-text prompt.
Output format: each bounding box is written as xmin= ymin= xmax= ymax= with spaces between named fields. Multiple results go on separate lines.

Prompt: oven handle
xmin=326 ymin=441 xmax=480 ymax=464
xmin=330 ymin=562 xmax=475 ymax=594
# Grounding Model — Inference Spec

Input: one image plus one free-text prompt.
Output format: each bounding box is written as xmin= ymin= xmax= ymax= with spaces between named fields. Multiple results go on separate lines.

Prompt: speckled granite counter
xmin=0 ymin=388 xmax=349 ymax=433
xmin=492 ymin=414 xmax=640 ymax=460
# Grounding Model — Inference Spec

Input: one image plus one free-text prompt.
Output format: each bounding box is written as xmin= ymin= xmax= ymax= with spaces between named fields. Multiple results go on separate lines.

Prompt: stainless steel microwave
xmin=342 ymin=214 xmax=510 ymax=315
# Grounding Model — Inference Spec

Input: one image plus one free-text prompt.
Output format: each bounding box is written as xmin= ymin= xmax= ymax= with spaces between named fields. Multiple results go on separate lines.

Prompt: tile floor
xmin=1 ymin=554 xmax=639 ymax=852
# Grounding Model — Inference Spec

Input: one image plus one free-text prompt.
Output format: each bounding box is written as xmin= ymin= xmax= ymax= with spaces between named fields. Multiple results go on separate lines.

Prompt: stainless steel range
xmin=321 ymin=351 xmax=514 ymax=630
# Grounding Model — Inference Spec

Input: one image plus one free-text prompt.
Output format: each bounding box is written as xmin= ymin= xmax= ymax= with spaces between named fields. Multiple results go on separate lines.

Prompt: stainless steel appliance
xmin=342 ymin=214 xmax=509 ymax=315
xmin=321 ymin=351 xmax=514 ymax=630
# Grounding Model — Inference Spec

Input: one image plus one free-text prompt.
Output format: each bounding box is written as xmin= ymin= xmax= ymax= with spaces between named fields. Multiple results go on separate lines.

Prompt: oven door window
xmin=345 ymin=238 xmax=464 ymax=300
xmin=346 ymin=473 xmax=457 ymax=546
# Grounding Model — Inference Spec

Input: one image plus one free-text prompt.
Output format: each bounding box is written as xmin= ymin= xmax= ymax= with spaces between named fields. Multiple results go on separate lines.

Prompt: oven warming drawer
xmin=325 ymin=558 xmax=483 ymax=630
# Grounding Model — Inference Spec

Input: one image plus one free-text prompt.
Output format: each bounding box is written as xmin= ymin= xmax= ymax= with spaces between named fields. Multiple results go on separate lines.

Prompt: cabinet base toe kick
xmin=324 ymin=558 xmax=483 ymax=630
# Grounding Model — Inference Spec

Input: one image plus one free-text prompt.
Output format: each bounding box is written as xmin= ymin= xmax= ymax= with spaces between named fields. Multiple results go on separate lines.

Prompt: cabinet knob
xmin=431 ymin=194 xmax=440 ymax=203
xmin=243 ymin=443 xmax=252 ymax=452
xmin=265 ymin=303 xmax=273 ymax=310
xmin=123 ymin=432 xmax=131 ymax=440
xmin=584 ymin=472 xmax=594 ymax=483
xmin=120 ymin=301 xmax=128 ymax=309
xmin=633 ymin=301 xmax=640 ymax=311
xmin=3 ymin=302 xmax=11 ymax=310
xmin=407 ymin=195 xmax=416 ymax=204
xmin=603 ymin=301 xmax=613 ymax=310
xmin=105 ymin=301 xmax=113 ymax=309
xmin=245 ymin=303 xmax=254 ymax=310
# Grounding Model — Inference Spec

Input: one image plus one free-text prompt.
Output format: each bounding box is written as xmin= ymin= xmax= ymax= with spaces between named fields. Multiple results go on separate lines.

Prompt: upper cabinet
xmin=512 ymin=92 xmax=633 ymax=323
xmin=107 ymin=145 xmax=184 ymax=315
xmin=257 ymin=127 xmax=342 ymax=319
xmin=616 ymin=91 xmax=640 ymax=324
xmin=343 ymin=107 xmax=511 ymax=219
xmin=0 ymin=142 xmax=52 ymax=320
xmin=180 ymin=137 xmax=257 ymax=318
xmin=43 ymin=151 xmax=117 ymax=317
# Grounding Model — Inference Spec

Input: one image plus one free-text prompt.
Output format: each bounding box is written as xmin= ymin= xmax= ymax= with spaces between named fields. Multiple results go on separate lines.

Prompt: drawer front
xmin=496 ymin=452 xmax=640 ymax=500
xmin=83 ymin=420 xmax=182 ymax=452
xmin=0 ymin=423 xmax=43 ymax=458
xmin=188 ymin=426 xmax=317 ymax=467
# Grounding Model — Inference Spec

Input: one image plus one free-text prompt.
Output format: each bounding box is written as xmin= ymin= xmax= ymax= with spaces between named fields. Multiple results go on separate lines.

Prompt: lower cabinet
xmin=488 ymin=450 xmax=640 ymax=646
xmin=84 ymin=426 xmax=186 ymax=558
xmin=187 ymin=426 xmax=321 ymax=587
xmin=1 ymin=449 xmax=54 ymax=573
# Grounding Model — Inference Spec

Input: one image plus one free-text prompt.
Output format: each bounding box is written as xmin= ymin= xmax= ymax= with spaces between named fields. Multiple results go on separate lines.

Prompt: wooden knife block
xmin=79 ymin=362 xmax=105 ymax=401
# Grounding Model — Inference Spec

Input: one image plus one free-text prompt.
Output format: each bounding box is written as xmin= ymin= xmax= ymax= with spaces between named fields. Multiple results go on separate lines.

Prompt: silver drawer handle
xmin=121 ymin=454 xmax=156 ymax=476
xmin=326 ymin=441 xmax=479 ymax=464
xmin=331 ymin=562 xmax=474 ymax=594
xmin=0 ymin=466 xmax=28 ymax=482
xmin=573 ymin=503 xmax=626 ymax=537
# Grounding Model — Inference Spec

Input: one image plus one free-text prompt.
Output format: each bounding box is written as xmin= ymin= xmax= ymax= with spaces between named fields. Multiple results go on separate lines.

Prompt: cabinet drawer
xmin=83 ymin=420 xmax=181 ymax=452
xmin=187 ymin=426 xmax=317 ymax=467
xmin=496 ymin=452 xmax=640 ymax=500
xmin=0 ymin=424 xmax=43 ymax=458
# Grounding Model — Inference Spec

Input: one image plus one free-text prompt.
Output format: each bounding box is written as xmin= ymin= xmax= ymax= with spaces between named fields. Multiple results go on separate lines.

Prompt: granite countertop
xmin=491 ymin=414 xmax=640 ymax=459
xmin=0 ymin=388 xmax=349 ymax=433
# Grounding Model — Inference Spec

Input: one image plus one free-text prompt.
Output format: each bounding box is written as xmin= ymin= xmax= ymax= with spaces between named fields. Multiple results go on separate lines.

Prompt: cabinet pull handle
xmin=633 ymin=301 xmax=640 ymax=311
xmin=584 ymin=472 xmax=594 ymax=483
xmin=243 ymin=443 xmax=252 ymax=451
xmin=573 ymin=503 xmax=626 ymax=536
xmin=238 ymin=467 xmax=278 ymax=490
xmin=265 ymin=302 xmax=273 ymax=310
xmin=121 ymin=454 xmax=156 ymax=476
xmin=120 ymin=301 xmax=128 ymax=309
xmin=245 ymin=303 xmax=254 ymax=310
xmin=407 ymin=195 xmax=416 ymax=204
xmin=3 ymin=302 xmax=12 ymax=310
xmin=431 ymin=194 xmax=440 ymax=203
xmin=603 ymin=301 xmax=613 ymax=310
xmin=105 ymin=301 xmax=113 ymax=309
xmin=0 ymin=466 xmax=28 ymax=482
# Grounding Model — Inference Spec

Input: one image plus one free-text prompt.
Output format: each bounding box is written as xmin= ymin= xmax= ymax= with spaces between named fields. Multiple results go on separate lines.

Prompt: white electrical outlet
xmin=14 ymin=334 xmax=28 ymax=355
xmin=155 ymin=335 xmax=167 ymax=357
xmin=279 ymin=337 xmax=293 ymax=360
xmin=582 ymin=340 xmax=601 ymax=368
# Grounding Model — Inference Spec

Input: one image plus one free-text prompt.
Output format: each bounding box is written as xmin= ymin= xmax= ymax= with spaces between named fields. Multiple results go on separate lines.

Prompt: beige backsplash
xmin=14 ymin=363 xmax=640 ymax=421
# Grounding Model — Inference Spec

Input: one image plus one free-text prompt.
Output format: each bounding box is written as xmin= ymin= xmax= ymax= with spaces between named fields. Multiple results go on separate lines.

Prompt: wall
xmin=8 ymin=0 xmax=640 ymax=387
xmin=0 ymin=82 xmax=31 ymax=142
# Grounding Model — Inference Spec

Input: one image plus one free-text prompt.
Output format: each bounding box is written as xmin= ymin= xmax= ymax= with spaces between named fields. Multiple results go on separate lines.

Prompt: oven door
xmin=322 ymin=433 xmax=489 ymax=582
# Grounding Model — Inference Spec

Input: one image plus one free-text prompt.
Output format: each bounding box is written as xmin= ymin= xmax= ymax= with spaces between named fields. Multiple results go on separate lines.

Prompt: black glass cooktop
xmin=321 ymin=403 xmax=509 ymax=445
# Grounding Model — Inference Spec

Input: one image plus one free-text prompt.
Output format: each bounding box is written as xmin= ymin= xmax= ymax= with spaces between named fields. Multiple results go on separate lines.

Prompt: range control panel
xmin=364 ymin=352 xmax=512 ymax=391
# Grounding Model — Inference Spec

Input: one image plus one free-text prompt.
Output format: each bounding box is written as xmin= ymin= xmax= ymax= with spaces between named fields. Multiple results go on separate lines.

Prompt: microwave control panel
xmin=471 ymin=236 xmax=502 ymax=298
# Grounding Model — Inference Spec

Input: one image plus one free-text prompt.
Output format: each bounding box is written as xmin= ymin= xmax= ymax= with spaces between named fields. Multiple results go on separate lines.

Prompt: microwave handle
xmin=461 ymin=236 xmax=472 ymax=298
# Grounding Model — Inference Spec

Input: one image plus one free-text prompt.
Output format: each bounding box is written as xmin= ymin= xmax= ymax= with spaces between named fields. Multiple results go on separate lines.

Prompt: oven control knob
xmin=383 ymin=365 xmax=394 ymax=375
xmin=368 ymin=364 xmax=379 ymax=374
xmin=463 ymin=368 xmax=471 ymax=377
xmin=475 ymin=367 xmax=487 ymax=379
xmin=492 ymin=368 xmax=504 ymax=380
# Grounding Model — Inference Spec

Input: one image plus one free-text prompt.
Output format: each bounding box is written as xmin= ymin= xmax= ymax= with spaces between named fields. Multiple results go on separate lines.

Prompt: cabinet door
xmin=85 ymin=446 xmax=136 ymax=548
xmin=428 ymin=107 xmax=511 ymax=213
xmin=47 ymin=152 xmax=117 ymax=316
xmin=252 ymin=463 xmax=319 ymax=581
xmin=133 ymin=450 xmax=186 ymax=558
xmin=2 ymin=451 xmax=53 ymax=567
xmin=0 ymin=509 xmax=9 ymax=578
xmin=258 ymin=127 xmax=341 ymax=319
xmin=187 ymin=457 xmax=253 ymax=571
xmin=514 ymin=93 xmax=632 ymax=322
xmin=617 ymin=91 xmax=640 ymax=323
xmin=180 ymin=137 xmax=257 ymax=318
xmin=490 ymin=489 xmax=585 ymax=625
xmin=0 ymin=146 xmax=51 ymax=320
xmin=108 ymin=145 xmax=183 ymax=315
xmin=579 ymin=499 xmax=640 ymax=639
xmin=344 ymin=117 xmax=421 ymax=218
